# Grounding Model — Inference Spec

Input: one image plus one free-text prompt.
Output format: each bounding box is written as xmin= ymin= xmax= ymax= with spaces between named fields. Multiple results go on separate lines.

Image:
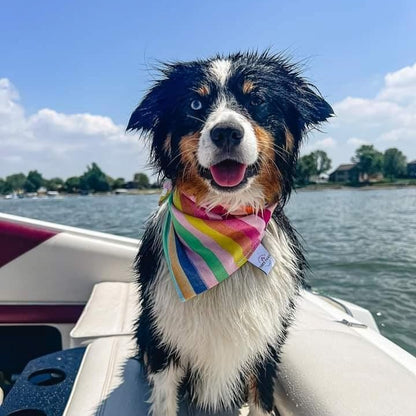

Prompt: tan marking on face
xmin=285 ymin=128 xmax=294 ymax=152
xmin=242 ymin=80 xmax=255 ymax=94
xmin=197 ymin=85 xmax=210 ymax=96
xmin=176 ymin=132 xmax=209 ymax=202
xmin=163 ymin=133 xmax=172 ymax=155
xmin=253 ymin=124 xmax=282 ymax=204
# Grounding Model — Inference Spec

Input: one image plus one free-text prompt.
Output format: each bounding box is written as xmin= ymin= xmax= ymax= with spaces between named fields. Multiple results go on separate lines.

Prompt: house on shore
xmin=329 ymin=164 xmax=359 ymax=183
xmin=407 ymin=160 xmax=416 ymax=178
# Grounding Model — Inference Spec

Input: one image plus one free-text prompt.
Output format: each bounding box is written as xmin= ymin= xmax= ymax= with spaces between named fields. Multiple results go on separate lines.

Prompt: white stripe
xmin=209 ymin=59 xmax=231 ymax=86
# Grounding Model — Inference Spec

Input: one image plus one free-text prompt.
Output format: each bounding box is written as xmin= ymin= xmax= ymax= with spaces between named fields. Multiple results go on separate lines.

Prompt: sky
xmin=1 ymin=0 xmax=416 ymax=180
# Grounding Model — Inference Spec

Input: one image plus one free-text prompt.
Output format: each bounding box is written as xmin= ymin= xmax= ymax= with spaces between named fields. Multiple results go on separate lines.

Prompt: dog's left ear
xmin=293 ymin=83 xmax=334 ymax=130
xmin=127 ymin=83 xmax=165 ymax=133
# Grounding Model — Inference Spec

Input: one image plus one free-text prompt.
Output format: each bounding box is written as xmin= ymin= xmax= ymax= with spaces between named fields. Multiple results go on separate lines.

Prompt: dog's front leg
xmin=147 ymin=364 xmax=185 ymax=416
xmin=247 ymin=346 xmax=281 ymax=416
xmin=247 ymin=384 xmax=274 ymax=416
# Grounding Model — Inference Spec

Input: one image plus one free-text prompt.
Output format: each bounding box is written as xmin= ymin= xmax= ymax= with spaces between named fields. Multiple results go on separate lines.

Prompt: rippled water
xmin=1 ymin=188 xmax=415 ymax=356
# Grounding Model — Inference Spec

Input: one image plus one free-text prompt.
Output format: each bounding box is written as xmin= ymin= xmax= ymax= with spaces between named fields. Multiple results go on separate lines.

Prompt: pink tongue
xmin=210 ymin=160 xmax=247 ymax=187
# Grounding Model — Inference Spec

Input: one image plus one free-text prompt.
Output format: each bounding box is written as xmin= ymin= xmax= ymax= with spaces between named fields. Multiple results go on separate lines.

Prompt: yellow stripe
xmin=184 ymin=213 xmax=246 ymax=265
xmin=173 ymin=191 xmax=183 ymax=211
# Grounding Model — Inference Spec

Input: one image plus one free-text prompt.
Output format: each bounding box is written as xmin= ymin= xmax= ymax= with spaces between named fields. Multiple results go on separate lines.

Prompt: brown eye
xmin=190 ymin=99 xmax=203 ymax=110
xmin=250 ymin=95 xmax=264 ymax=106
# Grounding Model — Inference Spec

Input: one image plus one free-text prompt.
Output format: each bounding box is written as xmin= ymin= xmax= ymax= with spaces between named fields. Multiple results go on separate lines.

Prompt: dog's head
xmin=128 ymin=51 xmax=333 ymax=210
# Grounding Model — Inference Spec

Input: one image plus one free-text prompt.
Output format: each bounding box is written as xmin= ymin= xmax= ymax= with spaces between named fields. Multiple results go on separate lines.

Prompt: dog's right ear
xmin=127 ymin=84 xmax=165 ymax=133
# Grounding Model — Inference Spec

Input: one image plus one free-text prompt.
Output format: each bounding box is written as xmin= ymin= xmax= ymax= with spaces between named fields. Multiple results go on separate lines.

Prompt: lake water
xmin=1 ymin=188 xmax=415 ymax=356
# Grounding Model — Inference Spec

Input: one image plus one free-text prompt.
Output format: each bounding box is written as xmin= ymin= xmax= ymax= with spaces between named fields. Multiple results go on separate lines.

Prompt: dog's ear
xmin=127 ymin=83 xmax=166 ymax=133
xmin=292 ymin=83 xmax=334 ymax=130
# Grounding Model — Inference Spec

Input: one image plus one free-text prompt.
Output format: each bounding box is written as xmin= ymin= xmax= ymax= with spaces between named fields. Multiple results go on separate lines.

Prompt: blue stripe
xmin=174 ymin=233 xmax=208 ymax=295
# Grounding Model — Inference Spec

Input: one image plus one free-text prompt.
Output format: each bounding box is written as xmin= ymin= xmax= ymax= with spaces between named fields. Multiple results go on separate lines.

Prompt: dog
xmin=127 ymin=51 xmax=333 ymax=416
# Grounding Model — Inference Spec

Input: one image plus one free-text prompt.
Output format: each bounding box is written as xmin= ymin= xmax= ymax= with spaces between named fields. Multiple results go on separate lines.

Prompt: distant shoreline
xmin=0 ymin=188 xmax=162 ymax=199
xmin=61 ymin=189 xmax=162 ymax=197
xmin=296 ymin=182 xmax=416 ymax=192
xmin=3 ymin=182 xmax=416 ymax=200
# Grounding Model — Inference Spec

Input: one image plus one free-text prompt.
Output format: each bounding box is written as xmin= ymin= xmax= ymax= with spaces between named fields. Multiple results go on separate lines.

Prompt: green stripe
xmin=163 ymin=211 xmax=186 ymax=299
xmin=162 ymin=210 xmax=173 ymax=270
xmin=171 ymin=216 xmax=228 ymax=282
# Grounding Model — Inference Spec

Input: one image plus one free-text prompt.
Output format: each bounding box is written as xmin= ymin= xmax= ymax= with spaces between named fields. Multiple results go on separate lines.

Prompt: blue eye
xmin=190 ymin=99 xmax=203 ymax=110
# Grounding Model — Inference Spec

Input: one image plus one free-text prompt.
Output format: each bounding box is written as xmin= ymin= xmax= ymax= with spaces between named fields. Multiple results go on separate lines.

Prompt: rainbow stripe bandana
xmin=162 ymin=190 xmax=277 ymax=301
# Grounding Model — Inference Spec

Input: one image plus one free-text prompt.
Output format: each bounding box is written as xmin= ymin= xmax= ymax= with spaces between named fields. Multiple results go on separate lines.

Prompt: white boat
xmin=46 ymin=191 xmax=60 ymax=197
xmin=0 ymin=212 xmax=415 ymax=416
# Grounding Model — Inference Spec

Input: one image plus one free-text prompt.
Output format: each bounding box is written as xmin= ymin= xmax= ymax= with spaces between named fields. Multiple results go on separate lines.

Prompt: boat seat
xmin=70 ymin=281 xmax=140 ymax=346
xmin=62 ymin=336 xmax=242 ymax=416
xmin=64 ymin=282 xmax=416 ymax=416
xmin=275 ymin=291 xmax=416 ymax=416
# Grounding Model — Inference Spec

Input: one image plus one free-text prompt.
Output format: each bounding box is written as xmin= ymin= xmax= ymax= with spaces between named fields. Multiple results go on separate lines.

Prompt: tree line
xmin=0 ymin=163 xmax=156 ymax=195
xmin=1 ymin=145 xmax=412 ymax=195
xmin=295 ymin=146 xmax=410 ymax=185
xmin=351 ymin=145 xmax=408 ymax=180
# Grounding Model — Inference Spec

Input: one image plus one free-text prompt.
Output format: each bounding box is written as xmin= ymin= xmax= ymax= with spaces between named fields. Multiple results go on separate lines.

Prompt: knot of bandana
xmin=162 ymin=188 xmax=276 ymax=301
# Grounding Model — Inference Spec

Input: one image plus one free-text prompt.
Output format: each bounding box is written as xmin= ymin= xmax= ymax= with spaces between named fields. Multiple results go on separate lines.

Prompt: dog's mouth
xmin=199 ymin=160 xmax=258 ymax=191
xmin=210 ymin=160 xmax=247 ymax=187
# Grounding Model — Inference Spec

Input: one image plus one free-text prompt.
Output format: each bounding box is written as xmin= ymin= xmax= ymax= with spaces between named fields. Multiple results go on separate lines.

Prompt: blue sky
xmin=1 ymin=0 xmax=416 ymax=179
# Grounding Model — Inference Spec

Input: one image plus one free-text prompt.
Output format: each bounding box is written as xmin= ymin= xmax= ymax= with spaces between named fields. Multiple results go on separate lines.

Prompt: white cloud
xmin=303 ymin=136 xmax=336 ymax=152
xmin=316 ymin=137 xmax=336 ymax=148
xmin=378 ymin=63 xmax=416 ymax=104
xmin=307 ymin=62 xmax=416 ymax=169
xmin=2 ymin=61 xmax=416 ymax=180
xmin=347 ymin=137 xmax=369 ymax=146
xmin=0 ymin=78 xmax=150 ymax=180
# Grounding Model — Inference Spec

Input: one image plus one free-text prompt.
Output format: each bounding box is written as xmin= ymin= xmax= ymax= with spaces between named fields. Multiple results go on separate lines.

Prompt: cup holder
xmin=6 ymin=410 xmax=47 ymax=416
xmin=28 ymin=368 xmax=66 ymax=386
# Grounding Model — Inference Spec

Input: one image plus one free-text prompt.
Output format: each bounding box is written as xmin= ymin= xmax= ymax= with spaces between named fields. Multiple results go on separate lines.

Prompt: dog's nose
xmin=210 ymin=122 xmax=244 ymax=149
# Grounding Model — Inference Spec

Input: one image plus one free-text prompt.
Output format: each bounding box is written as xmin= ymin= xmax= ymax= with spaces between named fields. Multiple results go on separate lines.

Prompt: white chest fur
xmin=148 ymin=208 xmax=299 ymax=410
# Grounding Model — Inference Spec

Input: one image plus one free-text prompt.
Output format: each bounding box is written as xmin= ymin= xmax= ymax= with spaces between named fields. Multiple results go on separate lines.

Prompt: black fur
xmin=135 ymin=214 xmax=173 ymax=372
xmin=129 ymin=51 xmax=331 ymax=414
xmin=252 ymin=210 xmax=306 ymax=414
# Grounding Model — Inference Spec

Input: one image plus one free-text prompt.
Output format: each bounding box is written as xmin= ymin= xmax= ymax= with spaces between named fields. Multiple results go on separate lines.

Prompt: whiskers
xmin=187 ymin=114 xmax=206 ymax=124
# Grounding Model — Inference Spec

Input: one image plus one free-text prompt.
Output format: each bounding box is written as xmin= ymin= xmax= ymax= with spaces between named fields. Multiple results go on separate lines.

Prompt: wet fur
xmin=128 ymin=51 xmax=333 ymax=415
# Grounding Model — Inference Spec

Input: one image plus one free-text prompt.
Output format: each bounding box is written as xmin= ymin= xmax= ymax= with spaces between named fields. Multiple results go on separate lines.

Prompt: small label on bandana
xmin=248 ymin=244 xmax=275 ymax=275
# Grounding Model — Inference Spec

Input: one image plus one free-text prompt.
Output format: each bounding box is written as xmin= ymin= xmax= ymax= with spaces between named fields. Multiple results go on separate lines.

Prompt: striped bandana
xmin=162 ymin=189 xmax=276 ymax=301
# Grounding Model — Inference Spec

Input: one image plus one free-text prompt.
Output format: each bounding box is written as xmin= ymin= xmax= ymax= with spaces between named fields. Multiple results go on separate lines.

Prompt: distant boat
xmin=3 ymin=193 xmax=20 ymax=200
xmin=46 ymin=191 xmax=60 ymax=197
xmin=114 ymin=188 xmax=129 ymax=195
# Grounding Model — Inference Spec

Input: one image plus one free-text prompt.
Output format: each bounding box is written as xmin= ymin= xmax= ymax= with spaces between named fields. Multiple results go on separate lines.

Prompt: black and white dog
xmin=127 ymin=51 xmax=332 ymax=416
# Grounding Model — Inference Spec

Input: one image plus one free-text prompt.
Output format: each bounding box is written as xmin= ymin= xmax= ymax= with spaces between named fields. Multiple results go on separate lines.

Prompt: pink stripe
xmin=185 ymin=246 xmax=219 ymax=287
xmin=222 ymin=217 xmax=262 ymax=251
xmin=173 ymin=208 xmax=235 ymax=275
xmin=0 ymin=305 xmax=84 ymax=324
xmin=204 ymin=209 xmax=223 ymax=220
xmin=237 ymin=214 xmax=267 ymax=230
xmin=263 ymin=205 xmax=276 ymax=220
xmin=180 ymin=193 xmax=222 ymax=220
